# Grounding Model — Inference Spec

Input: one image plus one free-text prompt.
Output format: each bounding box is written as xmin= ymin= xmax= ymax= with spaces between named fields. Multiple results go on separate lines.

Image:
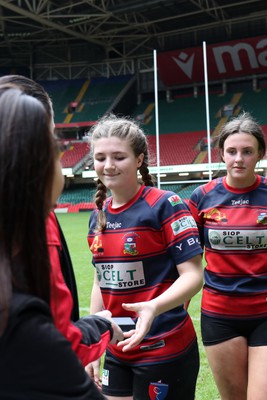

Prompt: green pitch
xmin=57 ymin=212 xmax=219 ymax=400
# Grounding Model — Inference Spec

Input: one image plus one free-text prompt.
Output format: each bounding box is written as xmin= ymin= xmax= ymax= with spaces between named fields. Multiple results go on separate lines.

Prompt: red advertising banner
xmin=157 ymin=35 xmax=267 ymax=86
xmin=55 ymin=121 xmax=95 ymax=129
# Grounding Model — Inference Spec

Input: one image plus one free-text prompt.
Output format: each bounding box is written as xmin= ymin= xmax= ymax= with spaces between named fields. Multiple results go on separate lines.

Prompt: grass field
xmin=57 ymin=212 xmax=220 ymax=400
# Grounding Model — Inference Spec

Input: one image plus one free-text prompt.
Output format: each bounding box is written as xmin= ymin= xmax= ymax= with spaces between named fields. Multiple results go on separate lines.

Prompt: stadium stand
xmin=52 ymin=84 xmax=267 ymax=209
xmin=60 ymin=141 xmax=89 ymax=168
xmin=41 ymin=76 xmax=133 ymax=126
xmin=70 ymin=75 xmax=133 ymax=122
xmin=147 ymin=131 xmax=205 ymax=166
xmin=178 ymin=183 xmax=202 ymax=200
xmin=238 ymin=88 xmax=267 ymax=125
xmin=57 ymin=185 xmax=96 ymax=212
xmin=57 ymin=185 xmax=95 ymax=204
xmin=40 ymin=79 xmax=88 ymax=124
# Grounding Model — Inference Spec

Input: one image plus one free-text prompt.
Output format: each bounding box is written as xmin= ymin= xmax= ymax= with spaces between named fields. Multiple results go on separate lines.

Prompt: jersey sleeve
xmin=188 ymin=185 xmax=206 ymax=246
xmin=159 ymin=191 xmax=203 ymax=265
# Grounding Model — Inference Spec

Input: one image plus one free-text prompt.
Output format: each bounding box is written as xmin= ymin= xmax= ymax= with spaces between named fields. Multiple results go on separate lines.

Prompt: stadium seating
xmin=147 ymin=131 xmax=205 ymax=166
xmin=57 ymin=185 xmax=96 ymax=204
xmin=60 ymin=142 xmax=89 ymax=168
xmin=41 ymin=76 xmax=133 ymax=125
xmin=40 ymin=79 xmax=88 ymax=124
xmin=49 ymin=82 xmax=267 ymax=209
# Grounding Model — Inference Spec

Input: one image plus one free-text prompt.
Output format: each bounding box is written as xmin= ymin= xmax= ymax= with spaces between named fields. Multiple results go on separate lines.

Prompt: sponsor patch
xmin=95 ymin=261 xmax=145 ymax=289
xmin=171 ymin=216 xmax=197 ymax=235
xmin=168 ymin=194 xmax=182 ymax=206
xmin=209 ymin=229 xmax=267 ymax=250
xmin=102 ymin=369 xmax=109 ymax=386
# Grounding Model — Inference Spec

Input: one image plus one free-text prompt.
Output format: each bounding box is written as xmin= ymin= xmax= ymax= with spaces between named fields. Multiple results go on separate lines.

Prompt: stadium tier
xmin=60 ymin=142 xmax=89 ymax=168
xmin=40 ymin=75 xmax=133 ymax=126
xmin=44 ymin=78 xmax=267 ymax=210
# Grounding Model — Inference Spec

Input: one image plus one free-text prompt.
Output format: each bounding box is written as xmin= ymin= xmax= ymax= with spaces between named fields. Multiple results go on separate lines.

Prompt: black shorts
xmin=201 ymin=313 xmax=267 ymax=346
xmin=101 ymin=339 xmax=199 ymax=400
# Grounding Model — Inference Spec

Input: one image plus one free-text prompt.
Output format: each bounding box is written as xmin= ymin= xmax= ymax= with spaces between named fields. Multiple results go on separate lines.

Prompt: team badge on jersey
xmin=204 ymin=208 xmax=228 ymax=223
xmin=149 ymin=382 xmax=169 ymax=399
xmin=167 ymin=194 xmax=182 ymax=206
xmin=257 ymin=212 xmax=267 ymax=224
xmin=123 ymin=233 xmax=139 ymax=255
xmin=90 ymin=235 xmax=104 ymax=256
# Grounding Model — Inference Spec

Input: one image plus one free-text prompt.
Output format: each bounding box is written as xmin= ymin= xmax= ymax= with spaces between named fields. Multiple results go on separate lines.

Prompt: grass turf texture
xmin=57 ymin=212 xmax=220 ymax=400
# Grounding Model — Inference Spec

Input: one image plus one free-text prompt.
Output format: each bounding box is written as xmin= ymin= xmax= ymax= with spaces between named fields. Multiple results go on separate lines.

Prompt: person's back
xmin=0 ymin=74 xmax=123 ymax=368
xmin=0 ymin=291 xmax=105 ymax=400
xmin=0 ymin=85 xmax=107 ymax=399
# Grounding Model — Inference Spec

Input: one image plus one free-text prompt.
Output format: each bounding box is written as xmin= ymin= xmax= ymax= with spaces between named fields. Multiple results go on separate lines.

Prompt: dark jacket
xmin=0 ymin=292 xmax=108 ymax=400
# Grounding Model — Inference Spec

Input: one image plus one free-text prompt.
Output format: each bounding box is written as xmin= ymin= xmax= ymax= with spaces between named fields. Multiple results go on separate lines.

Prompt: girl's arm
xmin=117 ymin=254 xmax=203 ymax=352
xmin=90 ymin=270 xmax=104 ymax=314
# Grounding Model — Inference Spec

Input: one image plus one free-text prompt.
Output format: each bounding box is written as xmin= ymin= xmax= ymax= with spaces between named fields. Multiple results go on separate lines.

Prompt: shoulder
xmin=191 ymin=178 xmax=222 ymax=200
xmin=141 ymin=186 xmax=184 ymax=208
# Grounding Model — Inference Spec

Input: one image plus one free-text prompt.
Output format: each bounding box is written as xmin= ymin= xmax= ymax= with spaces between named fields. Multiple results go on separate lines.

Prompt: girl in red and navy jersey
xmin=188 ymin=112 xmax=267 ymax=400
xmin=87 ymin=114 xmax=203 ymax=400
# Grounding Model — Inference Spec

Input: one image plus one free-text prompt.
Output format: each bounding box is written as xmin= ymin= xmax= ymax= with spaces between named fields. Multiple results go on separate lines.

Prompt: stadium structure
xmin=0 ymin=0 xmax=267 ymax=211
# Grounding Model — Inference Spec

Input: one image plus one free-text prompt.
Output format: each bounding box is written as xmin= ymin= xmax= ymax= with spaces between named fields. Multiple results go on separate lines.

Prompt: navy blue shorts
xmin=101 ymin=339 xmax=199 ymax=400
xmin=201 ymin=313 xmax=267 ymax=346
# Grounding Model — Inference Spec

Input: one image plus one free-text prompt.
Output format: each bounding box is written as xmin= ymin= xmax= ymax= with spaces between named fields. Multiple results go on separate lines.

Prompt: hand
xmin=117 ymin=301 xmax=156 ymax=352
xmin=95 ymin=310 xmax=124 ymax=343
xmin=85 ymin=359 xmax=102 ymax=390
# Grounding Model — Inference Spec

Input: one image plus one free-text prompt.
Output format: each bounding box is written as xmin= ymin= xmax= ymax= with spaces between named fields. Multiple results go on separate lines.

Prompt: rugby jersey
xmin=88 ymin=185 xmax=203 ymax=366
xmin=189 ymin=175 xmax=267 ymax=319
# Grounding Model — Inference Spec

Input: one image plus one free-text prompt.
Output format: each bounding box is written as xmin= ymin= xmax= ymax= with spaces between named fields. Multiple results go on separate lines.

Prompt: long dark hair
xmin=0 ymin=75 xmax=53 ymax=119
xmin=0 ymin=86 xmax=55 ymax=336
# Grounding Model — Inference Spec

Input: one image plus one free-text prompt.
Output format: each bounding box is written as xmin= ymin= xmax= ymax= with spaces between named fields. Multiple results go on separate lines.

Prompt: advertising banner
xmin=158 ymin=35 xmax=267 ymax=86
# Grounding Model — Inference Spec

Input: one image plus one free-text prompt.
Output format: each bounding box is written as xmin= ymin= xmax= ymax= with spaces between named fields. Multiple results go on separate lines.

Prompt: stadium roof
xmin=0 ymin=0 xmax=267 ymax=79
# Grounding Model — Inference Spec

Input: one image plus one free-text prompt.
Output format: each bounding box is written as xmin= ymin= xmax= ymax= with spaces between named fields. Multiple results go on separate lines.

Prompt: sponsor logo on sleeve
xmin=171 ymin=216 xmax=197 ymax=235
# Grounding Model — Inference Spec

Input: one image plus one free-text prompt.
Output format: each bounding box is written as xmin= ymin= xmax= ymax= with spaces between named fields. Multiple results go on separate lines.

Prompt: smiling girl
xmin=189 ymin=112 xmax=267 ymax=400
xmin=87 ymin=114 xmax=203 ymax=400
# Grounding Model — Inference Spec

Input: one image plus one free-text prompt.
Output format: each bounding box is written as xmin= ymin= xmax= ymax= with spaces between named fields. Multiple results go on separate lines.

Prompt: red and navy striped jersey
xmin=189 ymin=175 xmax=267 ymax=319
xmin=88 ymin=185 xmax=203 ymax=366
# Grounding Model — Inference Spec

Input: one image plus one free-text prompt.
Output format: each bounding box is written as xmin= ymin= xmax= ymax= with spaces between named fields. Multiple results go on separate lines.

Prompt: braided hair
xmin=89 ymin=114 xmax=154 ymax=232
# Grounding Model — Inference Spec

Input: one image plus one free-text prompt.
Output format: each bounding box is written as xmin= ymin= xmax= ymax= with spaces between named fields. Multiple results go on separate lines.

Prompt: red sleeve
xmin=46 ymin=212 xmax=111 ymax=366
